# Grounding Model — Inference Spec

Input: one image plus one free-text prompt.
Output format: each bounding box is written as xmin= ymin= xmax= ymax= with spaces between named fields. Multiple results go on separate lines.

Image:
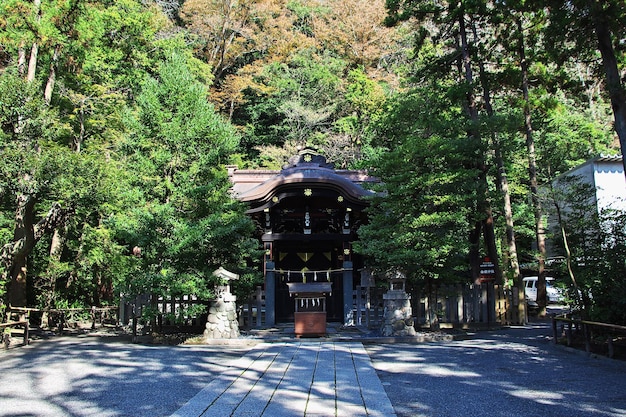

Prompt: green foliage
xmin=0 ymin=0 xmax=229 ymax=313
xmin=0 ymin=65 xmax=134 ymax=306
xmin=589 ymin=209 xmax=626 ymax=325
xmin=0 ymin=70 xmax=52 ymax=150
xmin=116 ymin=52 xmax=260 ymax=320
xmin=0 ymin=0 xmax=623 ymax=326
xmin=287 ymin=0 xmax=318 ymax=37
xmin=536 ymin=95 xmax=615 ymax=177
xmin=356 ymin=86 xmax=480 ymax=283
xmin=234 ymin=47 xmax=393 ymax=168
xmin=234 ymin=49 xmax=344 ymax=164
xmin=72 ymin=0 xmax=168 ymax=92
xmin=543 ymin=0 xmax=625 ymax=66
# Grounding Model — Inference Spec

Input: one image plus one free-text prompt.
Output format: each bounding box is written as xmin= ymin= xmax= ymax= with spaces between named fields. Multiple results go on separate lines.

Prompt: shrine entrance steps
xmin=171 ymin=341 xmax=396 ymax=417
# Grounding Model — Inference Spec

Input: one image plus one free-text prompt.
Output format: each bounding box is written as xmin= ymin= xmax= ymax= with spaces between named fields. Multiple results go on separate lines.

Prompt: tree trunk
xmin=518 ymin=16 xmax=547 ymax=316
xmin=590 ymin=2 xmax=626 ymax=175
xmin=44 ymin=45 xmax=61 ymax=105
xmin=46 ymin=228 xmax=64 ymax=303
xmin=483 ymin=212 xmax=503 ymax=284
xmin=40 ymin=227 xmax=64 ymax=327
xmin=469 ymin=222 xmax=482 ymax=282
xmin=459 ymin=11 xmax=503 ymax=284
xmin=18 ymin=42 xmax=26 ymax=76
xmin=551 ymin=194 xmax=590 ymax=317
xmin=4 ymin=193 xmax=37 ymax=307
xmin=498 ymin=148 xmax=527 ymax=324
xmin=26 ymin=0 xmax=42 ymax=83
xmin=1 ymin=196 xmax=69 ymax=307
xmin=473 ymin=18 xmax=525 ymax=322
xmin=27 ymin=42 xmax=38 ymax=83
xmin=459 ymin=11 xmax=478 ymax=123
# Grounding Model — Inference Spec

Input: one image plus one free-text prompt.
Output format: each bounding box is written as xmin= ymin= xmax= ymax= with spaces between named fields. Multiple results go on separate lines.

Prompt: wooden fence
xmin=120 ymin=294 xmax=209 ymax=331
xmin=240 ymin=286 xmax=266 ymax=328
xmin=1 ymin=306 xmax=119 ymax=348
xmin=240 ymin=282 xmax=522 ymax=329
xmin=46 ymin=306 xmax=118 ymax=330
xmin=352 ymin=282 xmax=519 ymax=330
xmin=410 ymin=283 xmax=519 ymax=328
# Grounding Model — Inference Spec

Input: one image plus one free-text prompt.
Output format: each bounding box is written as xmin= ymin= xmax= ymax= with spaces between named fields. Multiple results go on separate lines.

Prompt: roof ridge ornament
xmin=285 ymin=147 xmax=334 ymax=169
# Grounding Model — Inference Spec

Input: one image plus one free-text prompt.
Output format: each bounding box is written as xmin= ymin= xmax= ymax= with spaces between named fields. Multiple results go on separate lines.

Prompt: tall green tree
xmin=0 ymin=0 xmax=174 ymax=309
xmin=548 ymin=174 xmax=626 ymax=325
xmin=545 ymin=0 xmax=626 ymax=174
xmin=0 ymin=70 xmax=71 ymax=306
xmin=590 ymin=208 xmax=626 ymax=325
xmin=511 ymin=5 xmax=550 ymax=314
xmin=356 ymin=84 xmax=479 ymax=288
xmin=233 ymin=48 xmax=349 ymax=167
xmin=486 ymin=1 xmax=615 ymax=314
xmin=117 ymin=53 xmax=259 ymax=321
xmin=384 ymin=0 xmax=505 ymax=283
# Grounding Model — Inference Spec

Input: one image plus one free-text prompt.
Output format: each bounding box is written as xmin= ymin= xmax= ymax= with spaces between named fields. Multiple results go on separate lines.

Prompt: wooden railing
xmin=1 ymin=307 xmax=30 ymax=348
xmin=3 ymin=306 xmax=118 ymax=332
xmin=43 ymin=306 xmax=119 ymax=331
xmin=552 ymin=313 xmax=626 ymax=358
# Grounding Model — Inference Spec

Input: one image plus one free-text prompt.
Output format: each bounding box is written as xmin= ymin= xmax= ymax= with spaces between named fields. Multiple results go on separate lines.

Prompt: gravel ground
xmin=366 ymin=320 xmax=626 ymax=417
xmin=1 ymin=319 xmax=625 ymax=417
xmin=0 ymin=334 xmax=251 ymax=417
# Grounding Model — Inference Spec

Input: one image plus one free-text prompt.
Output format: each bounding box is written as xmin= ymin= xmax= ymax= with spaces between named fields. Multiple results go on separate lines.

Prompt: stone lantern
xmin=204 ymin=267 xmax=240 ymax=340
xmin=380 ymin=270 xmax=416 ymax=337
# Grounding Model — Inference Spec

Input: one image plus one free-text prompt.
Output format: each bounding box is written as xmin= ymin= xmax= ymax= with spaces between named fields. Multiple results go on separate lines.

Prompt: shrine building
xmin=228 ymin=149 xmax=378 ymax=326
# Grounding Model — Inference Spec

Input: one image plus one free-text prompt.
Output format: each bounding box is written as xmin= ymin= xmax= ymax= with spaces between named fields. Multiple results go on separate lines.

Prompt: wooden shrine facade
xmin=229 ymin=149 xmax=378 ymax=325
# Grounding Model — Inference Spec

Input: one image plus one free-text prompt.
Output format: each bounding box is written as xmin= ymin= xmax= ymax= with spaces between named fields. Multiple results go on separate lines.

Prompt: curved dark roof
xmin=232 ymin=149 xmax=376 ymax=210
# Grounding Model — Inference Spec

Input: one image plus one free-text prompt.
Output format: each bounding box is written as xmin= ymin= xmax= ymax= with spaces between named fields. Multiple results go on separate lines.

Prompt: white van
xmin=523 ymin=276 xmax=565 ymax=305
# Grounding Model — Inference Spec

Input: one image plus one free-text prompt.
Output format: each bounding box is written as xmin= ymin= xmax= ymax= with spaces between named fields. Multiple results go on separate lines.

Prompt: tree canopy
xmin=0 ymin=0 xmax=625 ymax=325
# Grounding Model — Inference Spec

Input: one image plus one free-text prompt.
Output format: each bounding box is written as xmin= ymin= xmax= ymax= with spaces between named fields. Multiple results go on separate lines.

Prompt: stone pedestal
xmin=381 ymin=290 xmax=416 ymax=337
xmin=204 ymin=288 xmax=240 ymax=339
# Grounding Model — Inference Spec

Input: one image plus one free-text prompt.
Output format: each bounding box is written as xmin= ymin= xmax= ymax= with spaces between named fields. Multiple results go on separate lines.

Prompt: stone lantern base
xmin=381 ymin=290 xmax=416 ymax=337
xmin=204 ymin=292 xmax=240 ymax=339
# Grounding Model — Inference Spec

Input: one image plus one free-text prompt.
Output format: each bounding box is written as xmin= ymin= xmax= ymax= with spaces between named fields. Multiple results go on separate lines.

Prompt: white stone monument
xmin=204 ymin=267 xmax=240 ymax=339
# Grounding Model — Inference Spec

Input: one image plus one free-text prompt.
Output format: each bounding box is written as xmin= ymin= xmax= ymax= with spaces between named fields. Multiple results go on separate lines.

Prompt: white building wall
xmin=593 ymin=159 xmax=626 ymax=213
xmin=544 ymin=156 xmax=625 ymax=259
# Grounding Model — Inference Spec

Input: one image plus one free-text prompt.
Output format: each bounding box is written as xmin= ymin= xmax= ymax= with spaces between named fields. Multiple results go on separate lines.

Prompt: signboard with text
xmin=479 ymin=257 xmax=495 ymax=283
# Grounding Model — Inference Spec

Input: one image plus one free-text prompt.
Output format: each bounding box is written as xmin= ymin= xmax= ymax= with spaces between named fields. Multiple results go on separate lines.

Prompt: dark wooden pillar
xmin=342 ymin=261 xmax=353 ymax=325
xmin=265 ymin=261 xmax=275 ymax=326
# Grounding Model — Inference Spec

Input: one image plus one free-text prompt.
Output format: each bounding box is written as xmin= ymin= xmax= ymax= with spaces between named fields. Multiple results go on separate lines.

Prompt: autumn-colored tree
xmin=311 ymin=0 xmax=399 ymax=73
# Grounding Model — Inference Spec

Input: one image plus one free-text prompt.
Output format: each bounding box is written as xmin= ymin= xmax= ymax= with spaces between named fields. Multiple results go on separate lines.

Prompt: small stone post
xmin=204 ymin=267 xmax=240 ymax=340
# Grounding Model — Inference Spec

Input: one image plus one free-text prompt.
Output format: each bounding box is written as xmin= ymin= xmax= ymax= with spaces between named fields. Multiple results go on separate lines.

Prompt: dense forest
xmin=0 ymin=0 xmax=625 ymax=324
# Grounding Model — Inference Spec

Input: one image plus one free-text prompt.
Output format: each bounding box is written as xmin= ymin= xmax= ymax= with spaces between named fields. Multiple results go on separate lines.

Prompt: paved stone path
xmin=171 ymin=342 xmax=396 ymax=417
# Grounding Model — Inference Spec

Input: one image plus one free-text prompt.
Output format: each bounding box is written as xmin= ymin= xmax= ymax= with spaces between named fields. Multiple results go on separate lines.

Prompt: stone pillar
xmin=381 ymin=290 xmax=417 ymax=337
xmin=265 ymin=261 xmax=276 ymax=327
xmin=204 ymin=286 xmax=240 ymax=339
xmin=343 ymin=261 xmax=353 ymax=326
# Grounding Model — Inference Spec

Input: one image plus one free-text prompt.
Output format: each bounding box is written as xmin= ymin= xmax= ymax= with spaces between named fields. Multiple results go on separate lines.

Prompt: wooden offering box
xmin=287 ymin=282 xmax=331 ymax=337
